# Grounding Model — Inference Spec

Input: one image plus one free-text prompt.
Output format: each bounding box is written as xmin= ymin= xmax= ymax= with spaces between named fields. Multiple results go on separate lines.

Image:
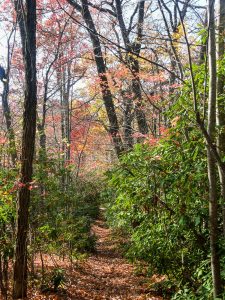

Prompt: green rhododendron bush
xmin=103 ymin=93 xmax=225 ymax=299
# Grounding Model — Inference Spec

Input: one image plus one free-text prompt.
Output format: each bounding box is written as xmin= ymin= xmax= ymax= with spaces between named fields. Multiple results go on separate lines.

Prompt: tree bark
xmin=207 ymin=0 xmax=222 ymax=296
xmin=216 ymin=0 xmax=225 ymax=237
xmin=13 ymin=0 xmax=37 ymax=298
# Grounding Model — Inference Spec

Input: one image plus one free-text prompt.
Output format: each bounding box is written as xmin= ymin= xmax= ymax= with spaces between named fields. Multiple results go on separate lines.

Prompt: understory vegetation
xmin=103 ymin=73 xmax=225 ymax=299
xmin=0 ymin=163 xmax=100 ymax=296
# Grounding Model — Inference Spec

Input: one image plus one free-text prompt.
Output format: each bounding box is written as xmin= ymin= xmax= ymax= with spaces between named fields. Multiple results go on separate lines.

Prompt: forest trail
xmin=30 ymin=219 xmax=163 ymax=300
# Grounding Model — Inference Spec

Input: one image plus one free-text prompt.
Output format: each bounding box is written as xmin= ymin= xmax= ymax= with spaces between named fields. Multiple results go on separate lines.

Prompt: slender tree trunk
xmin=81 ymin=0 xmax=124 ymax=156
xmin=67 ymin=0 xmax=124 ymax=157
xmin=115 ymin=0 xmax=149 ymax=135
xmin=130 ymin=58 xmax=149 ymax=135
xmin=58 ymin=67 xmax=66 ymax=188
xmin=37 ymin=31 xmax=64 ymax=161
xmin=57 ymin=61 xmax=72 ymax=187
xmin=13 ymin=0 xmax=37 ymax=298
xmin=158 ymin=0 xmax=184 ymax=79
xmin=37 ymin=85 xmax=47 ymax=161
xmin=62 ymin=63 xmax=71 ymax=186
xmin=199 ymin=13 xmax=208 ymax=64
xmin=64 ymin=63 xmax=72 ymax=162
xmin=216 ymin=0 xmax=225 ymax=237
xmin=1 ymin=27 xmax=18 ymax=166
xmin=207 ymin=0 xmax=222 ymax=296
xmin=2 ymin=81 xmax=17 ymax=166
xmin=122 ymin=91 xmax=134 ymax=149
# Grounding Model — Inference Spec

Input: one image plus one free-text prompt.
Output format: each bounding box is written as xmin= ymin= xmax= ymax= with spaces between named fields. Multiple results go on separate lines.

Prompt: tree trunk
xmin=37 ymin=85 xmax=47 ymax=161
xmin=122 ymin=91 xmax=134 ymax=149
xmin=216 ymin=0 xmax=225 ymax=237
xmin=13 ymin=0 xmax=37 ymax=298
xmin=64 ymin=63 xmax=72 ymax=162
xmin=37 ymin=33 xmax=63 ymax=161
xmin=115 ymin=0 xmax=149 ymax=135
xmin=130 ymin=58 xmax=149 ymax=135
xmin=158 ymin=0 xmax=184 ymax=79
xmin=2 ymin=81 xmax=17 ymax=166
xmin=1 ymin=27 xmax=18 ymax=166
xmin=199 ymin=12 xmax=208 ymax=64
xmin=207 ymin=0 xmax=222 ymax=296
xmin=67 ymin=0 xmax=124 ymax=157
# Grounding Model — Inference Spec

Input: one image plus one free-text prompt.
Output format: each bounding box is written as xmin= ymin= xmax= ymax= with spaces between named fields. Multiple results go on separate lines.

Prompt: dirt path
xmin=31 ymin=220 xmax=163 ymax=300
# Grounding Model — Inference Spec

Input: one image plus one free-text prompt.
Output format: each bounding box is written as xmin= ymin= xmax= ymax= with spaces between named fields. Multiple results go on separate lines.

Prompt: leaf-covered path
xmin=31 ymin=220 xmax=163 ymax=300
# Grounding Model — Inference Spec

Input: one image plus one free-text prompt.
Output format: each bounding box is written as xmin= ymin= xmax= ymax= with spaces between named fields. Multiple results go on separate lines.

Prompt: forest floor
xmin=29 ymin=219 xmax=164 ymax=300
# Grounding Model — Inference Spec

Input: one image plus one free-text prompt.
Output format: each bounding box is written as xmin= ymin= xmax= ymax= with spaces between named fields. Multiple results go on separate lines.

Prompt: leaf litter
xmin=28 ymin=220 xmax=163 ymax=300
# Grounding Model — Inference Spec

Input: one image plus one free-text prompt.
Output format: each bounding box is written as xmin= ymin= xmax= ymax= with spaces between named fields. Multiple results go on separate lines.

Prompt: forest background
xmin=0 ymin=0 xmax=225 ymax=299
